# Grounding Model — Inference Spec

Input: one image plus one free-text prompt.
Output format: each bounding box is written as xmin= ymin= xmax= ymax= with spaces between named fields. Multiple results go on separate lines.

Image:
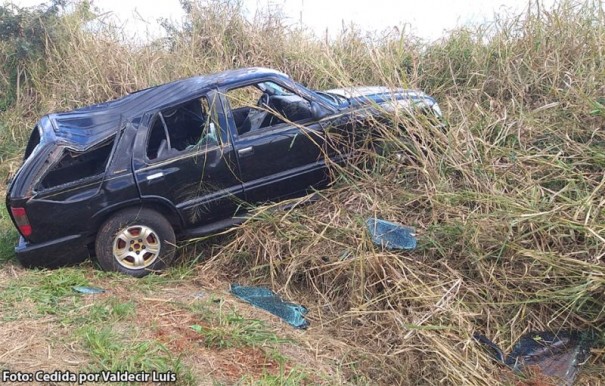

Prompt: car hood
xmin=325 ymin=86 xmax=441 ymax=115
xmin=325 ymin=86 xmax=425 ymax=99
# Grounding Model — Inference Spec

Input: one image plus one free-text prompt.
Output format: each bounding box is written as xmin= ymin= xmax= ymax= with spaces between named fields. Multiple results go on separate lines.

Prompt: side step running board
xmin=178 ymin=193 xmax=321 ymax=240
xmin=178 ymin=216 xmax=248 ymax=240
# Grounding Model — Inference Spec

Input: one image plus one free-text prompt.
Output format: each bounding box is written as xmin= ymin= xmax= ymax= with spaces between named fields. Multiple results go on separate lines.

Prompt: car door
xmin=133 ymin=91 xmax=244 ymax=227
xmin=220 ymin=81 xmax=329 ymax=204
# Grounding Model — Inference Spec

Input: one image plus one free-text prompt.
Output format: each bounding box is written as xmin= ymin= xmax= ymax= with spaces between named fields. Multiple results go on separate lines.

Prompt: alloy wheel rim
xmin=112 ymin=225 xmax=160 ymax=269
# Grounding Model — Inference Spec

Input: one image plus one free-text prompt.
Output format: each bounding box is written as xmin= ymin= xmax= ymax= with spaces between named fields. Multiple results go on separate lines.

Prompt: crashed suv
xmin=6 ymin=67 xmax=442 ymax=277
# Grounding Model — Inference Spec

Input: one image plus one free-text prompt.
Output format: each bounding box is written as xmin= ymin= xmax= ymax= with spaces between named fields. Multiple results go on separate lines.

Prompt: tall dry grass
xmin=1 ymin=0 xmax=604 ymax=384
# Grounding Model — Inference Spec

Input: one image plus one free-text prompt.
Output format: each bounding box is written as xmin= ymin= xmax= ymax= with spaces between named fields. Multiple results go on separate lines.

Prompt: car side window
xmin=224 ymin=82 xmax=313 ymax=137
xmin=38 ymin=138 xmax=115 ymax=191
xmin=146 ymin=96 xmax=219 ymax=161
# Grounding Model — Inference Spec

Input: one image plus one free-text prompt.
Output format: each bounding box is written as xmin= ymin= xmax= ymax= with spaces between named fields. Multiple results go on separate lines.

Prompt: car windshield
xmin=258 ymin=81 xmax=293 ymax=96
xmin=315 ymin=91 xmax=349 ymax=108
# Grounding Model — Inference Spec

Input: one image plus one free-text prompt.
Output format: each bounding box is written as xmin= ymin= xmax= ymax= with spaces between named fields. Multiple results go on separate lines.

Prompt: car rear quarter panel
xmin=9 ymin=126 xmax=141 ymax=244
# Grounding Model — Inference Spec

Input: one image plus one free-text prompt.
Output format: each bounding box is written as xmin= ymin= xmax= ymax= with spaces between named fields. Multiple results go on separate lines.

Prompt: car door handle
xmin=237 ymin=146 xmax=254 ymax=157
xmin=146 ymin=172 xmax=164 ymax=181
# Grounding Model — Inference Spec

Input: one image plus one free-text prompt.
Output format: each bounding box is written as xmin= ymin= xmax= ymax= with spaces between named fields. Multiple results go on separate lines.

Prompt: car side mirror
xmin=310 ymin=101 xmax=330 ymax=121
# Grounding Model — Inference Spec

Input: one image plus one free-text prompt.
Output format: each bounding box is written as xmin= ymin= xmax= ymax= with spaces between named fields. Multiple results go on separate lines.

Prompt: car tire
xmin=95 ymin=208 xmax=176 ymax=277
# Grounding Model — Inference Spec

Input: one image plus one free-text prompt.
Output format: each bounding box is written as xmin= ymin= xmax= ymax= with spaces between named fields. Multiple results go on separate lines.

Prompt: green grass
xmin=79 ymin=326 xmax=196 ymax=385
xmin=187 ymin=296 xmax=292 ymax=350
xmin=190 ymin=312 xmax=289 ymax=349
xmin=0 ymin=268 xmax=90 ymax=320
xmin=70 ymin=297 xmax=136 ymax=325
xmin=81 ymin=326 xmax=173 ymax=371
xmin=235 ymin=367 xmax=311 ymax=386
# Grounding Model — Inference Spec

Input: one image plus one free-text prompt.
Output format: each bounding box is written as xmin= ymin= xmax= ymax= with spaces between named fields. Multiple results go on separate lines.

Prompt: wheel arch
xmin=89 ymin=198 xmax=184 ymax=243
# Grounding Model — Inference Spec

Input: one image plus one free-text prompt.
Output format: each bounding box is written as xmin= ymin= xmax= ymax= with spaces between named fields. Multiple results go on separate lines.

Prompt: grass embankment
xmin=0 ymin=0 xmax=604 ymax=384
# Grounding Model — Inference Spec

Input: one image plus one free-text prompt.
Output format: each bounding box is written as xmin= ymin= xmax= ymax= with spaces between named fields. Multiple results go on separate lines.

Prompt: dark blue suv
xmin=6 ymin=67 xmax=442 ymax=277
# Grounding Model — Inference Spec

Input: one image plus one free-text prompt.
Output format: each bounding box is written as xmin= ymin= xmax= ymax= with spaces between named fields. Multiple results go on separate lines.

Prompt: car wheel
xmin=95 ymin=208 xmax=176 ymax=277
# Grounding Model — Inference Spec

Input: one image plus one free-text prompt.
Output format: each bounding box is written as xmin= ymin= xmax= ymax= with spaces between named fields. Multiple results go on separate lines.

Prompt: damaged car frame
xmin=6 ymin=67 xmax=442 ymax=277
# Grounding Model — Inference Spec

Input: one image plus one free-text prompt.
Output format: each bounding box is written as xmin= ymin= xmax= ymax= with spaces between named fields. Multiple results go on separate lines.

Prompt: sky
xmin=4 ymin=0 xmax=558 ymax=41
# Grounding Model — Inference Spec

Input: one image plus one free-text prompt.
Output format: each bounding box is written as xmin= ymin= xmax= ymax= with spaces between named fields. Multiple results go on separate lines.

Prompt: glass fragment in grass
xmin=72 ymin=285 xmax=106 ymax=294
xmin=474 ymin=330 xmax=596 ymax=386
xmin=230 ymin=284 xmax=309 ymax=329
xmin=366 ymin=218 xmax=416 ymax=250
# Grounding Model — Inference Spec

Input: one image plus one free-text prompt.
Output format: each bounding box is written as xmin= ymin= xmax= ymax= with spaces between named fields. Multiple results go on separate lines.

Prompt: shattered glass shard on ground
xmin=230 ymin=284 xmax=309 ymax=329
xmin=474 ymin=330 xmax=595 ymax=386
xmin=366 ymin=218 xmax=417 ymax=250
xmin=72 ymin=286 xmax=105 ymax=294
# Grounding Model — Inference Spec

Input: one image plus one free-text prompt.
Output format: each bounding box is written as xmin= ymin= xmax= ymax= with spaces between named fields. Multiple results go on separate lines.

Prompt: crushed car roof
xmin=45 ymin=67 xmax=286 ymax=149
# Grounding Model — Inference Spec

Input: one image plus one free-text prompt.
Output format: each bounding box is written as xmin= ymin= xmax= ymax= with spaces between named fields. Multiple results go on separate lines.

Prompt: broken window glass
xmin=72 ymin=286 xmax=105 ymax=294
xmin=474 ymin=330 xmax=596 ymax=386
xmin=366 ymin=218 xmax=417 ymax=250
xmin=147 ymin=96 xmax=218 ymax=160
xmin=230 ymin=284 xmax=309 ymax=329
xmin=225 ymin=82 xmax=313 ymax=136
xmin=146 ymin=115 xmax=168 ymax=160
xmin=39 ymin=139 xmax=114 ymax=190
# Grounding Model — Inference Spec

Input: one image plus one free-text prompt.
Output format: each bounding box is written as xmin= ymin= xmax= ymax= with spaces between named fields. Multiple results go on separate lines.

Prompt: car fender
xmin=89 ymin=198 xmax=184 ymax=238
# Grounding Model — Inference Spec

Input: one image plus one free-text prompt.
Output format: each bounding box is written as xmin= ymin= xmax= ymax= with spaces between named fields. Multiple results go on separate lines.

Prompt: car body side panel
xmin=233 ymin=123 xmax=328 ymax=203
xmin=14 ymin=127 xmax=140 ymax=244
xmin=11 ymin=179 xmax=91 ymax=245
xmin=218 ymin=78 xmax=334 ymax=204
xmin=134 ymin=146 xmax=244 ymax=226
xmin=132 ymin=92 xmax=245 ymax=227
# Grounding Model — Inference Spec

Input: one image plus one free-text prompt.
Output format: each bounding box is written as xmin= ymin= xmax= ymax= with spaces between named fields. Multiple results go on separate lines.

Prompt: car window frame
xmin=221 ymin=78 xmax=317 ymax=141
xmin=33 ymin=133 xmax=120 ymax=196
xmin=140 ymin=92 xmax=225 ymax=166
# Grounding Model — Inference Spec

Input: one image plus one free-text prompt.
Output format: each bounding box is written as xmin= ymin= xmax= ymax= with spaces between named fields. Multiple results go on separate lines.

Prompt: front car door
xmin=219 ymin=80 xmax=329 ymax=204
xmin=133 ymin=90 xmax=244 ymax=227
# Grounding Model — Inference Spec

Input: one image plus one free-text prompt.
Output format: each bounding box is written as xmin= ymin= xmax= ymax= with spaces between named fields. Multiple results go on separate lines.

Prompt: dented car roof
xmin=44 ymin=67 xmax=286 ymax=149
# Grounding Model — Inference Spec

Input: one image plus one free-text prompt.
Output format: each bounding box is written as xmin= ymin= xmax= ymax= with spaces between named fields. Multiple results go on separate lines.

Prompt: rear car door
xmin=220 ymin=81 xmax=328 ymax=204
xmin=133 ymin=91 xmax=244 ymax=227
